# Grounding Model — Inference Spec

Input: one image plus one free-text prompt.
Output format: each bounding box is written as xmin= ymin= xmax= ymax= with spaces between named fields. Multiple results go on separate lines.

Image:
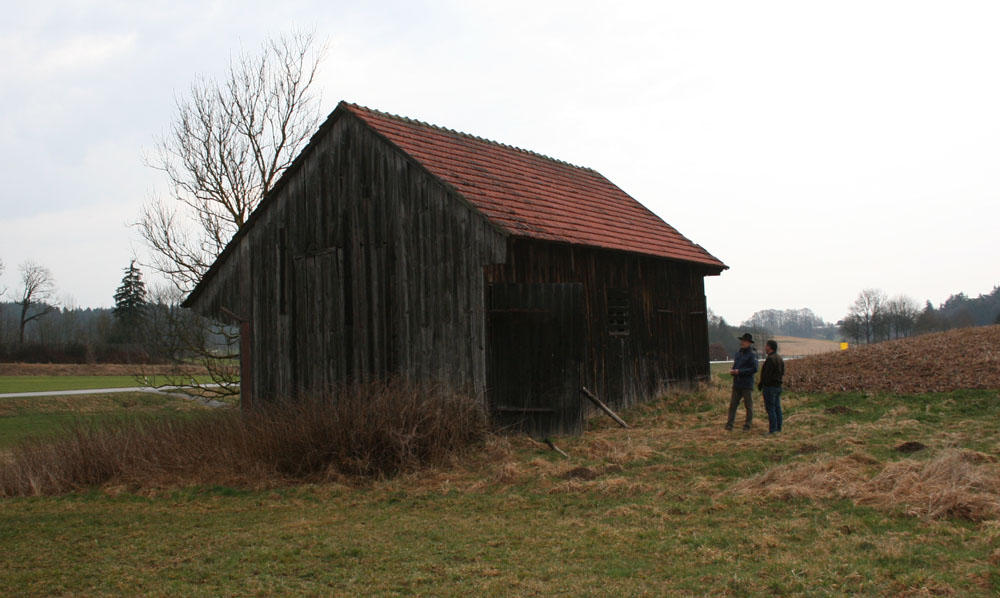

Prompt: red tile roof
xmin=342 ymin=102 xmax=726 ymax=270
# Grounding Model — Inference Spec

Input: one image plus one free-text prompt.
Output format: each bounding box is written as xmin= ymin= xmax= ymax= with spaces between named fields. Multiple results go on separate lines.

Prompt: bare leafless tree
xmin=15 ymin=261 xmax=58 ymax=345
xmin=0 ymin=257 xmax=6 ymax=296
xmin=886 ymin=295 xmax=920 ymax=339
xmin=134 ymin=31 xmax=326 ymax=400
xmin=848 ymin=288 xmax=888 ymax=344
xmin=132 ymin=285 xmax=240 ymax=398
xmin=137 ymin=30 xmax=327 ymax=292
xmin=838 ymin=314 xmax=864 ymax=345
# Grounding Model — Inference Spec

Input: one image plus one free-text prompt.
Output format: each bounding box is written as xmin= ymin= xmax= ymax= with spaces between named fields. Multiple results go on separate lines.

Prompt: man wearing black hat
xmin=726 ymin=333 xmax=759 ymax=431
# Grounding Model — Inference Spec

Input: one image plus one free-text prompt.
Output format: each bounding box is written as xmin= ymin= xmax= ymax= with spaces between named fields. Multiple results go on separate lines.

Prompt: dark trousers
xmin=762 ymin=386 xmax=783 ymax=433
xmin=726 ymin=387 xmax=753 ymax=430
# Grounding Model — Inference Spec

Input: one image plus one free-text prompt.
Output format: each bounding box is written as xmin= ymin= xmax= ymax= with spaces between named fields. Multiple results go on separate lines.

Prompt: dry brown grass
xmin=731 ymin=449 xmax=1000 ymax=522
xmin=0 ymin=380 xmax=488 ymax=496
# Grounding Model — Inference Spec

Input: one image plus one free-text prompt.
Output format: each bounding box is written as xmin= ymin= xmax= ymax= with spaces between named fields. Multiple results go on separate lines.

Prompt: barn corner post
xmin=219 ymin=303 xmax=252 ymax=413
xmin=239 ymin=317 xmax=253 ymax=413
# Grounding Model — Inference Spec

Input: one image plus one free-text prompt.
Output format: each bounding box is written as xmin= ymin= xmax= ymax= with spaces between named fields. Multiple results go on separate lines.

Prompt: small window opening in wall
xmin=607 ymin=288 xmax=630 ymax=336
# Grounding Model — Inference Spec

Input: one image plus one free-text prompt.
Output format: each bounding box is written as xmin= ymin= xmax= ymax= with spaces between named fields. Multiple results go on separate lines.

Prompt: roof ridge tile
xmin=344 ymin=102 xmax=599 ymax=174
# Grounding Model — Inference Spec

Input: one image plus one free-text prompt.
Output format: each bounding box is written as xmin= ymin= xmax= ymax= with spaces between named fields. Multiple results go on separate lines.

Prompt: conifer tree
xmin=113 ymin=260 xmax=148 ymax=340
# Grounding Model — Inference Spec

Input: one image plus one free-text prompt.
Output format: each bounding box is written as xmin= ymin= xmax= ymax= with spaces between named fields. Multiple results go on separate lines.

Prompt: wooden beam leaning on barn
xmin=580 ymin=387 xmax=630 ymax=429
xmin=544 ymin=438 xmax=570 ymax=458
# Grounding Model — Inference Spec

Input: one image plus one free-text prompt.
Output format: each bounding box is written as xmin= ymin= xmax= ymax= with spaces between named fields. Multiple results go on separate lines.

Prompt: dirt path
xmin=0 ymin=386 xmax=228 ymax=407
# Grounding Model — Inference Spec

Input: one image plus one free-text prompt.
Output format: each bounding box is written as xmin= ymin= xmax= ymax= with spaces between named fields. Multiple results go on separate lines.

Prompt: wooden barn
xmin=182 ymin=101 xmax=727 ymax=436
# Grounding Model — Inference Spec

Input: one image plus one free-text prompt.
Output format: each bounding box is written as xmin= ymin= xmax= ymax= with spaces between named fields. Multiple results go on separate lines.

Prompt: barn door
xmin=487 ymin=282 xmax=584 ymax=437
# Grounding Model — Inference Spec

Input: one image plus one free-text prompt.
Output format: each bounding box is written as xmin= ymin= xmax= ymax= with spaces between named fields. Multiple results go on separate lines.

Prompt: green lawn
xmin=0 ymin=380 xmax=998 ymax=596
xmin=0 ymin=375 xmax=216 ymax=394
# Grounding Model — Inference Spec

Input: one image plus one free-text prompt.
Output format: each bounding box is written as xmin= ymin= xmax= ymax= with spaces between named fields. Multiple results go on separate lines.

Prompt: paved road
xmin=0 ymin=385 xmax=228 ymax=407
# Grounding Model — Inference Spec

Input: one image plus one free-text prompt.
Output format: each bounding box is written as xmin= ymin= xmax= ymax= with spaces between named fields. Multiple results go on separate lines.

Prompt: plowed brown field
xmin=785 ymin=325 xmax=1000 ymax=393
xmin=0 ymin=363 xmax=209 ymax=377
xmin=773 ymin=335 xmax=840 ymax=356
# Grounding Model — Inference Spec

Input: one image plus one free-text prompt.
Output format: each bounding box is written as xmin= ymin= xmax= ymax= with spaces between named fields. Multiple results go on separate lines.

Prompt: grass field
xmin=1 ymin=375 xmax=165 ymax=394
xmin=0 ymin=375 xmax=219 ymax=394
xmin=1 ymin=378 xmax=999 ymax=596
xmin=0 ymin=392 xmax=214 ymax=449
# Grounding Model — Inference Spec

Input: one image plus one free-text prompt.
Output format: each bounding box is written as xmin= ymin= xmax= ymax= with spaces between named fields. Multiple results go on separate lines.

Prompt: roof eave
xmin=508 ymin=234 xmax=727 ymax=272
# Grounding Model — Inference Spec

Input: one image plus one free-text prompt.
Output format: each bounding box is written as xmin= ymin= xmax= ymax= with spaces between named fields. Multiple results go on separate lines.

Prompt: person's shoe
xmin=724 ymin=426 xmax=733 ymax=431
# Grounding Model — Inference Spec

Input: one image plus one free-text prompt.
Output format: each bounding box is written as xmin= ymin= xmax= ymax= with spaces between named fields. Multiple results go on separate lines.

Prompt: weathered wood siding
xmin=223 ymin=112 xmax=507 ymax=401
xmin=485 ymin=238 xmax=713 ymax=411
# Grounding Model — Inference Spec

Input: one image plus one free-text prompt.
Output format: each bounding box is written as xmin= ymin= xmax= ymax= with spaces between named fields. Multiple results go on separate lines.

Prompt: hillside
xmin=785 ymin=325 xmax=1000 ymax=393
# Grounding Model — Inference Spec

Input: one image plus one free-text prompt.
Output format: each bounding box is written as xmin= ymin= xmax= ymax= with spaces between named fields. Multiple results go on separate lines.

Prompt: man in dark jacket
xmin=726 ymin=333 xmax=758 ymax=431
xmin=758 ymin=339 xmax=785 ymax=434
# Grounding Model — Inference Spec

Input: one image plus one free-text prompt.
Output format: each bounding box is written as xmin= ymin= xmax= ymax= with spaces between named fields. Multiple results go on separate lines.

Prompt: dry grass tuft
xmin=0 ymin=381 xmax=488 ymax=496
xmin=561 ymin=466 xmax=599 ymax=480
xmin=582 ymin=437 xmax=655 ymax=464
xmin=888 ymin=580 xmax=958 ymax=597
xmin=603 ymin=504 xmax=640 ymax=518
xmin=955 ymin=449 xmax=997 ymax=464
xmin=549 ymin=476 xmax=652 ymax=496
xmin=856 ymin=450 xmax=1000 ymax=522
xmin=729 ymin=452 xmax=876 ymax=501
xmin=732 ymin=449 xmax=1000 ymax=522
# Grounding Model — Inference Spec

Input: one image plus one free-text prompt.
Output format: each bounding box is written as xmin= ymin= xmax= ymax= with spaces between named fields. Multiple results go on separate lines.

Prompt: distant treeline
xmin=0 ymin=302 xmax=231 ymax=364
xmin=706 ymin=307 xmax=837 ymax=360
xmin=0 ymin=302 xmax=163 ymax=363
xmin=838 ymin=286 xmax=1000 ymax=345
xmin=930 ymin=287 xmax=1000 ymax=329
xmin=708 ymin=284 xmax=1000 ymax=359
xmin=706 ymin=312 xmax=745 ymax=360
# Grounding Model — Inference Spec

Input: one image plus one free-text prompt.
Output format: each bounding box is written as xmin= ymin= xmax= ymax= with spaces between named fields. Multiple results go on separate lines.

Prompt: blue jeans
xmin=762 ymin=386 xmax=783 ymax=433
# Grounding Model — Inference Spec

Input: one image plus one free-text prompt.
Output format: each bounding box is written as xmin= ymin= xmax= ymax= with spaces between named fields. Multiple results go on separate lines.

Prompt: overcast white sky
xmin=1 ymin=0 xmax=997 ymax=324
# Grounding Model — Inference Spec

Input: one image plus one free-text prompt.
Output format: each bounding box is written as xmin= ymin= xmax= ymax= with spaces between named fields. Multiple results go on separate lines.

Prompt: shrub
xmin=0 ymin=380 xmax=488 ymax=496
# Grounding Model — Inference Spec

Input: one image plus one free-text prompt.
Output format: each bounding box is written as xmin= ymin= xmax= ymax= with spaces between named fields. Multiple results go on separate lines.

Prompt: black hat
xmin=737 ymin=333 xmax=754 ymax=343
